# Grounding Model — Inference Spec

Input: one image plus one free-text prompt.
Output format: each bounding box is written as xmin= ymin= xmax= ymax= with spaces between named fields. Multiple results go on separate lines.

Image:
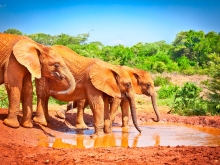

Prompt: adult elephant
xmin=33 ymin=45 xmax=141 ymax=137
xmin=0 ymin=33 xmax=76 ymax=128
xmin=57 ymin=66 xmax=160 ymax=131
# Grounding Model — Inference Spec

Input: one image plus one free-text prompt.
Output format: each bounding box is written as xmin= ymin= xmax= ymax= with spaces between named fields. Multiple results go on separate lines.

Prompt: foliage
xmin=0 ymin=86 xmax=8 ymax=108
xmin=1 ymin=28 xmax=220 ymax=116
xmin=158 ymin=84 xmax=179 ymax=99
xmin=48 ymin=97 xmax=67 ymax=105
xmin=154 ymin=75 xmax=171 ymax=87
xmin=172 ymin=82 xmax=207 ymax=116
xmin=3 ymin=28 xmax=23 ymax=35
xmin=206 ymin=53 xmax=220 ymax=115
xmin=28 ymin=33 xmax=54 ymax=45
xmin=171 ymin=30 xmax=220 ymax=68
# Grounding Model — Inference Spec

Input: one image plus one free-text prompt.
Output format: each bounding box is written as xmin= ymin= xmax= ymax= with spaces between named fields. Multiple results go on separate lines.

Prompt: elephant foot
xmin=3 ymin=118 xmax=20 ymax=128
xmin=104 ymin=119 xmax=112 ymax=134
xmin=75 ymin=123 xmax=89 ymax=130
xmin=122 ymin=126 xmax=130 ymax=133
xmin=90 ymin=129 xmax=105 ymax=138
xmin=21 ymin=120 xmax=33 ymax=128
xmin=33 ymin=116 xmax=48 ymax=126
xmin=56 ymin=109 xmax=66 ymax=119
xmin=90 ymin=132 xmax=104 ymax=139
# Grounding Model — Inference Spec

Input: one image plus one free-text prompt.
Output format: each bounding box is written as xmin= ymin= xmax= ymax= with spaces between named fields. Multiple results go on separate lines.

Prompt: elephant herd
xmin=0 ymin=33 xmax=160 ymax=137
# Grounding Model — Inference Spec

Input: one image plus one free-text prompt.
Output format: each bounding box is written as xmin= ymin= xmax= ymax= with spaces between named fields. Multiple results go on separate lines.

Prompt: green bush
xmin=172 ymin=82 xmax=207 ymax=116
xmin=154 ymin=75 xmax=171 ymax=87
xmin=48 ymin=97 xmax=67 ymax=105
xmin=181 ymin=68 xmax=196 ymax=75
xmin=207 ymin=64 xmax=220 ymax=115
xmin=0 ymin=86 xmax=8 ymax=108
xmin=158 ymin=84 xmax=179 ymax=99
xmin=152 ymin=61 xmax=167 ymax=73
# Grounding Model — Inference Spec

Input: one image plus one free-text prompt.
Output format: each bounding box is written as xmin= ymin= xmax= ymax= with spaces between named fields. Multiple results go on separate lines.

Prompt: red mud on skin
xmin=0 ymin=107 xmax=220 ymax=165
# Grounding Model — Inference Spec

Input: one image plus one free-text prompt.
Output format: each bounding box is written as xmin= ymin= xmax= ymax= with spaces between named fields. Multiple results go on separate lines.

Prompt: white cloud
xmin=109 ymin=39 xmax=126 ymax=46
xmin=0 ymin=4 xmax=6 ymax=8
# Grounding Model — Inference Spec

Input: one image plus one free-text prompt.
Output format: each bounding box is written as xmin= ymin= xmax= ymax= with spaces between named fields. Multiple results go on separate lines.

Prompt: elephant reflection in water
xmin=38 ymin=132 xmax=142 ymax=148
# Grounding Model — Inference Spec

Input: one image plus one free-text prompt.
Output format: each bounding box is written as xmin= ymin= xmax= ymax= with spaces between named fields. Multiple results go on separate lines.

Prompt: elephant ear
xmin=122 ymin=66 xmax=142 ymax=94
xmin=131 ymin=73 xmax=143 ymax=94
xmin=13 ymin=39 xmax=41 ymax=78
xmin=89 ymin=62 xmax=121 ymax=98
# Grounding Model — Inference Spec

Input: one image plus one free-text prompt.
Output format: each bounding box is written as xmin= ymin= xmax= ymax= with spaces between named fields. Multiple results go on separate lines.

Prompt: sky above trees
xmin=0 ymin=0 xmax=220 ymax=46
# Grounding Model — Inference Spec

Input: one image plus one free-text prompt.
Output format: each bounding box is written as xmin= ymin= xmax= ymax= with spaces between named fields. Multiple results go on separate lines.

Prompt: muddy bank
xmin=0 ymin=106 xmax=220 ymax=164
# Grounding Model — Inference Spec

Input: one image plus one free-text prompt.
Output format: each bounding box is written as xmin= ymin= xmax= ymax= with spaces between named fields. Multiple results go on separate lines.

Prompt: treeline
xmin=2 ymin=28 xmax=220 ymax=115
xmin=3 ymin=28 xmax=220 ymax=75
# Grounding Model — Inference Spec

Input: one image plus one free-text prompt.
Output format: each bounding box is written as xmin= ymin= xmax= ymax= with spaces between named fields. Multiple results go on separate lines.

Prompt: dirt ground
xmin=1 ymin=74 xmax=220 ymax=165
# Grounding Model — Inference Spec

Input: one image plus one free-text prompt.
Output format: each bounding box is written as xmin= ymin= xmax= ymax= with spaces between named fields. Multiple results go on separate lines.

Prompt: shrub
xmin=158 ymin=84 xmax=179 ymax=99
xmin=152 ymin=61 xmax=167 ymax=73
xmin=172 ymin=82 xmax=207 ymax=116
xmin=207 ymin=65 xmax=220 ymax=115
xmin=154 ymin=75 xmax=171 ymax=87
xmin=0 ymin=86 xmax=8 ymax=108
xmin=48 ymin=97 xmax=67 ymax=105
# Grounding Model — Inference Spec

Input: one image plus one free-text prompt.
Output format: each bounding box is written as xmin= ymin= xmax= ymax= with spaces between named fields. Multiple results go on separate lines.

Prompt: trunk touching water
xmin=49 ymin=68 xmax=76 ymax=96
xmin=126 ymin=94 xmax=142 ymax=133
xmin=151 ymin=95 xmax=160 ymax=122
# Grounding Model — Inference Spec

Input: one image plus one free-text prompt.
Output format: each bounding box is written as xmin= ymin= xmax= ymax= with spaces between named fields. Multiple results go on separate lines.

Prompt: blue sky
xmin=0 ymin=0 xmax=220 ymax=46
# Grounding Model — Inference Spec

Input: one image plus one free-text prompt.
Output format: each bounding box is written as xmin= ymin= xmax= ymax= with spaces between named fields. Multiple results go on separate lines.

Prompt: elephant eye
xmin=146 ymin=82 xmax=151 ymax=87
xmin=125 ymin=82 xmax=131 ymax=88
xmin=54 ymin=63 xmax=60 ymax=68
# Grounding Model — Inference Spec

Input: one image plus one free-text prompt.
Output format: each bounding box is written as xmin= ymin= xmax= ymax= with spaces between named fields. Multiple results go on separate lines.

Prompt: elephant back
xmin=51 ymin=45 xmax=98 ymax=82
xmin=0 ymin=33 xmax=29 ymax=68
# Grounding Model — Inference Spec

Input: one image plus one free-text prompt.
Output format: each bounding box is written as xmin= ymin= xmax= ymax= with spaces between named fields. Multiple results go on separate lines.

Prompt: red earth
xmin=0 ymin=104 xmax=220 ymax=165
xmin=1 ymin=74 xmax=220 ymax=165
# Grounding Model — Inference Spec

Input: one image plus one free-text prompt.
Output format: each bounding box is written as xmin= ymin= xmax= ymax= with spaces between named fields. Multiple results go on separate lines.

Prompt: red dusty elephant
xmin=34 ymin=45 xmax=141 ymax=137
xmin=0 ymin=34 xmax=76 ymax=128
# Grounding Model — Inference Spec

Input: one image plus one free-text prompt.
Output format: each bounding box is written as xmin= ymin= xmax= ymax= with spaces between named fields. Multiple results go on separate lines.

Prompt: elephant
xmin=33 ymin=45 xmax=141 ymax=137
xmin=57 ymin=66 xmax=160 ymax=131
xmin=0 ymin=33 xmax=76 ymax=128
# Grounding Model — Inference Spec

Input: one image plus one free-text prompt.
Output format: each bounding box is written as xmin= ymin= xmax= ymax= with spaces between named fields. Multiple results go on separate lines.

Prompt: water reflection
xmin=38 ymin=122 xmax=220 ymax=149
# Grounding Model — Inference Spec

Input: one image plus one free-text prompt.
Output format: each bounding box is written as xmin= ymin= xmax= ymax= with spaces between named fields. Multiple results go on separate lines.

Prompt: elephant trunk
xmin=126 ymin=94 xmax=141 ymax=133
xmin=151 ymin=95 xmax=160 ymax=122
xmin=50 ymin=68 xmax=76 ymax=96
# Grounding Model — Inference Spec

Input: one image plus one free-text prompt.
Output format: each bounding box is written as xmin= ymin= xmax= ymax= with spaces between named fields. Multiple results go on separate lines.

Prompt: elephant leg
xmin=56 ymin=101 xmax=73 ymax=119
xmin=33 ymin=78 xmax=49 ymax=126
xmin=44 ymin=97 xmax=50 ymax=122
xmin=109 ymin=97 xmax=121 ymax=124
xmin=120 ymin=98 xmax=130 ymax=132
xmin=4 ymin=84 xmax=21 ymax=128
xmin=104 ymin=95 xmax=112 ymax=134
xmin=87 ymin=87 xmax=104 ymax=137
xmin=3 ymin=59 xmax=25 ymax=128
xmin=75 ymin=99 xmax=89 ymax=129
xmin=21 ymin=73 xmax=33 ymax=128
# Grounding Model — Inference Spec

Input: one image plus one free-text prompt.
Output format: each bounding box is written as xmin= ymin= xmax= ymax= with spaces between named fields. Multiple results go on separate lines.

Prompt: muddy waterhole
xmin=37 ymin=122 xmax=220 ymax=149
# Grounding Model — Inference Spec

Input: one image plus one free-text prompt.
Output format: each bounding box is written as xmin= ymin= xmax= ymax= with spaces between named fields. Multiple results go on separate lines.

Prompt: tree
xmin=28 ymin=33 xmax=54 ymax=45
xmin=171 ymin=30 xmax=205 ymax=62
xmin=3 ymin=28 xmax=23 ymax=35
xmin=52 ymin=33 xmax=90 ymax=46
xmin=207 ymin=53 xmax=220 ymax=114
